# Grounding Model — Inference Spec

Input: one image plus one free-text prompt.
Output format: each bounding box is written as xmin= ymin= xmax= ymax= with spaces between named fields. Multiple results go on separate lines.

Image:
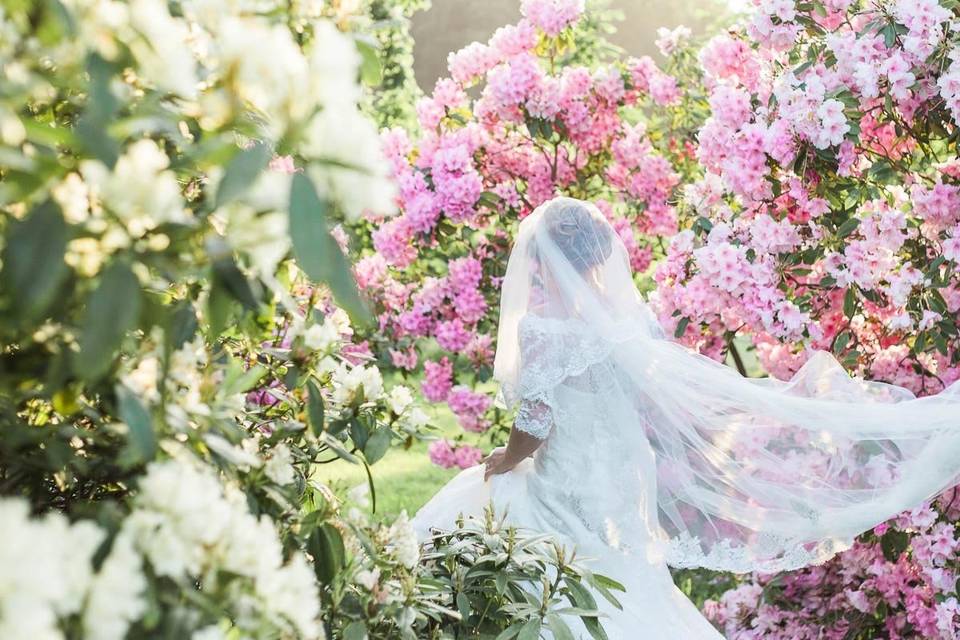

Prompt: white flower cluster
xmin=0 ymin=499 xmax=145 ymax=640
xmin=0 ymin=458 xmax=323 ymax=640
xmin=186 ymin=0 xmax=397 ymax=220
xmin=40 ymin=0 xmax=395 ymax=283
xmin=124 ymin=459 xmax=322 ymax=637
xmin=121 ymin=336 xmax=242 ymax=431
xmin=331 ymin=362 xmax=384 ymax=405
xmin=302 ymin=307 xmax=353 ymax=353
xmin=384 ymin=511 xmax=420 ymax=570
xmin=0 ymin=500 xmax=104 ymax=639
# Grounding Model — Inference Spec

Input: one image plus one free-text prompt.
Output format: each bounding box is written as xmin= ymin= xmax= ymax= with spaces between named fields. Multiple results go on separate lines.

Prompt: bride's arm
xmin=484 ymin=397 xmax=552 ymax=480
xmin=483 ymin=426 xmax=544 ymax=480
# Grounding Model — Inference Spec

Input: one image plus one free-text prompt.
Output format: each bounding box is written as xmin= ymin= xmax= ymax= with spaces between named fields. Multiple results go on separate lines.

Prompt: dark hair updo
xmin=543 ymin=198 xmax=614 ymax=274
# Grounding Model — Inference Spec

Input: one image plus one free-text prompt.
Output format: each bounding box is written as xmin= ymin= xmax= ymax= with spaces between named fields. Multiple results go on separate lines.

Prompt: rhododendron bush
xmin=355 ymin=2 xmax=705 ymax=461
xmin=0 ymin=1 xmax=612 ymax=638
xmin=652 ymin=0 xmax=960 ymax=637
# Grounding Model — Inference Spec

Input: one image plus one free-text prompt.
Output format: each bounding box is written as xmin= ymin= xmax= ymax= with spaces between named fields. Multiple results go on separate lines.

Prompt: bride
xmin=412 ymin=196 xmax=960 ymax=638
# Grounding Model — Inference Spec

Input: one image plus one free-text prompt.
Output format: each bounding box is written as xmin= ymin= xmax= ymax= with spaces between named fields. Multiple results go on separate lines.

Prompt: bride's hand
xmin=483 ymin=447 xmax=513 ymax=481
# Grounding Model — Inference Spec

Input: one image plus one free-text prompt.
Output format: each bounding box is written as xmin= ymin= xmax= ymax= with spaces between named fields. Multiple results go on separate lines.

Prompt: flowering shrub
xmin=355 ymin=2 xmax=703 ymax=452
xmin=0 ymin=0 xmax=414 ymax=637
xmin=648 ymin=0 xmax=960 ymax=637
xmin=657 ymin=0 xmax=960 ymax=390
xmin=0 ymin=1 xmax=622 ymax=638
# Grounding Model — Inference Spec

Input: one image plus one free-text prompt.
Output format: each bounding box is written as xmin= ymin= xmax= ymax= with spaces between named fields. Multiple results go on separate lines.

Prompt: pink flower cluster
xmin=706 ymin=497 xmax=960 ymax=640
xmin=428 ymin=439 xmax=484 ymax=469
xmin=665 ymin=2 xmax=960 ymax=635
xmin=520 ymin=0 xmax=584 ymax=37
xmin=447 ymin=385 xmax=492 ymax=432
xmin=659 ymin=0 xmax=960 ymax=393
xmin=359 ymin=5 xmax=684 ymax=461
xmin=421 ymin=357 xmax=453 ymax=403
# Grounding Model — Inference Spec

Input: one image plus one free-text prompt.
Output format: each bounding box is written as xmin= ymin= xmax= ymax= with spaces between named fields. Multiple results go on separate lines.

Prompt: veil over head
xmin=494 ymin=196 xmax=960 ymax=573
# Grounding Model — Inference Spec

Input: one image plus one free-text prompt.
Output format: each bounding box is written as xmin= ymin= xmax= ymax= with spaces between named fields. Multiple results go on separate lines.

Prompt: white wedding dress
xmin=413 ymin=197 xmax=960 ymax=639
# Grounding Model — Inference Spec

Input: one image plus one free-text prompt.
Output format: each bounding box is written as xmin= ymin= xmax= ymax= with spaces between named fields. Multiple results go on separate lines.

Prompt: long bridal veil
xmin=494 ymin=196 xmax=960 ymax=573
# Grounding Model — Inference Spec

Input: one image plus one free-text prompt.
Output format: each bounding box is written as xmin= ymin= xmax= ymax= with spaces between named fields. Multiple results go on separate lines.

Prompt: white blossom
xmin=128 ymin=0 xmax=198 ymax=97
xmin=83 ymin=534 xmax=147 ymax=640
xmin=80 ymin=139 xmax=188 ymax=237
xmin=304 ymin=108 xmax=397 ymax=220
xmin=386 ymin=512 xmax=420 ymax=569
xmin=388 ymin=385 xmax=414 ymax=415
xmin=216 ymin=16 xmax=310 ymax=126
xmin=192 ymin=625 xmax=228 ymax=640
xmin=302 ymin=320 xmax=339 ymax=351
xmin=0 ymin=499 xmax=104 ymax=640
xmin=406 ymin=407 xmax=431 ymax=429
xmin=264 ymin=444 xmax=296 ymax=486
xmin=255 ymin=553 xmax=322 ymax=638
xmin=331 ymin=363 xmax=384 ymax=404
xmin=51 ymin=173 xmax=91 ymax=224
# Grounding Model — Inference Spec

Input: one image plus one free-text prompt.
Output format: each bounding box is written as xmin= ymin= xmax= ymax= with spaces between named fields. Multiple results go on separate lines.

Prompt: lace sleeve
xmin=515 ymin=396 xmax=554 ymax=439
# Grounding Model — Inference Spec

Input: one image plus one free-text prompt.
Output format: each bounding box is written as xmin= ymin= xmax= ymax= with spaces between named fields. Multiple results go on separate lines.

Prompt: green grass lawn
xmin=312 ymin=405 xmax=462 ymax=521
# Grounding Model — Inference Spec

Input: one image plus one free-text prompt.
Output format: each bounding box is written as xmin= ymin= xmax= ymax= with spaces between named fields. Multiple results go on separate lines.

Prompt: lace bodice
xmin=512 ymin=314 xmax=615 ymax=439
xmin=509 ymin=314 xmax=661 ymax=553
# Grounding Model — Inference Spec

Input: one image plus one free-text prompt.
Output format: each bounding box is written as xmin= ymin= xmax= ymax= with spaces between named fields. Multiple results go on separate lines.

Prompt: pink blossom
xmin=453 ymin=444 xmax=484 ymax=469
xmin=268 ymin=155 xmax=296 ymax=174
xmin=489 ymin=20 xmax=538 ymax=57
xmin=447 ymin=42 xmax=499 ymax=85
xmin=447 ymin=385 xmax=492 ymax=432
xmin=421 ymin=357 xmax=453 ymax=403
xmin=435 ymin=318 xmax=472 ymax=352
xmin=520 ymin=0 xmax=585 ymax=37
xmin=428 ymin=439 xmax=457 ymax=468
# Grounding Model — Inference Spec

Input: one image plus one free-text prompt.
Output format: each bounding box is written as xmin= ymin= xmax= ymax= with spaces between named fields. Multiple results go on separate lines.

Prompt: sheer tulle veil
xmin=493 ymin=196 xmax=960 ymax=573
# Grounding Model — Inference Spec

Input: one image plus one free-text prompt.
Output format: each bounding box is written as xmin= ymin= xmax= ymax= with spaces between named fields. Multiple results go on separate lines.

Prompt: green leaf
xmin=307 ymin=379 xmax=325 ymax=437
xmin=318 ymin=432 xmax=360 ymax=464
xmin=342 ymin=621 xmax=367 ymax=640
xmin=215 ymin=142 xmax=272 ymax=209
xmin=116 ymin=384 xmax=156 ymax=464
xmin=1 ymin=200 xmax=69 ymax=321
xmin=288 ymin=173 xmax=369 ymax=324
xmin=913 ymin=330 xmax=928 ymax=354
xmin=674 ymin=316 xmax=691 ymax=338
xmin=880 ymin=528 xmax=909 ymax=562
xmin=565 ymin=577 xmax=599 ymax=610
xmin=546 ymin=614 xmax=576 ymax=640
xmin=206 ymin=282 xmax=235 ymax=340
xmin=882 ymin=23 xmax=897 ymax=48
xmin=76 ymin=54 xmax=120 ymax=167
xmin=308 ymin=523 xmax=346 ymax=584
xmin=580 ymin=615 xmax=608 ymax=640
xmin=591 ymin=574 xmax=626 ymax=593
xmin=75 ymin=261 xmax=141 ymax=382
xmin=226 ymin=364 xmax=267 ymax=394
xmin=495 ymin=623 xmax=524 ymax=640
xmin=350 ymin=418 xmax=370 ymax=450
xmin=212 ymin=255 xmax=260 ymax=310
xmin=842 ymin=288 xmax=857 ymax=318
xmin=833 ymin=330 xmax=851 ymax=355
xmin=456 ymin=592 xmax=472 ymax=619
xmin=167 ymin=302 xmax=198 ymax=351
xmin=517 ymin=618 xmax=541 ymax=640
xmin=836 ymin=217 xmax=860 ymax=238
xmin=356 ymin=39 xmax=382 ymax=86
xmin=363 ymin=427 xmax=392 ymax=465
